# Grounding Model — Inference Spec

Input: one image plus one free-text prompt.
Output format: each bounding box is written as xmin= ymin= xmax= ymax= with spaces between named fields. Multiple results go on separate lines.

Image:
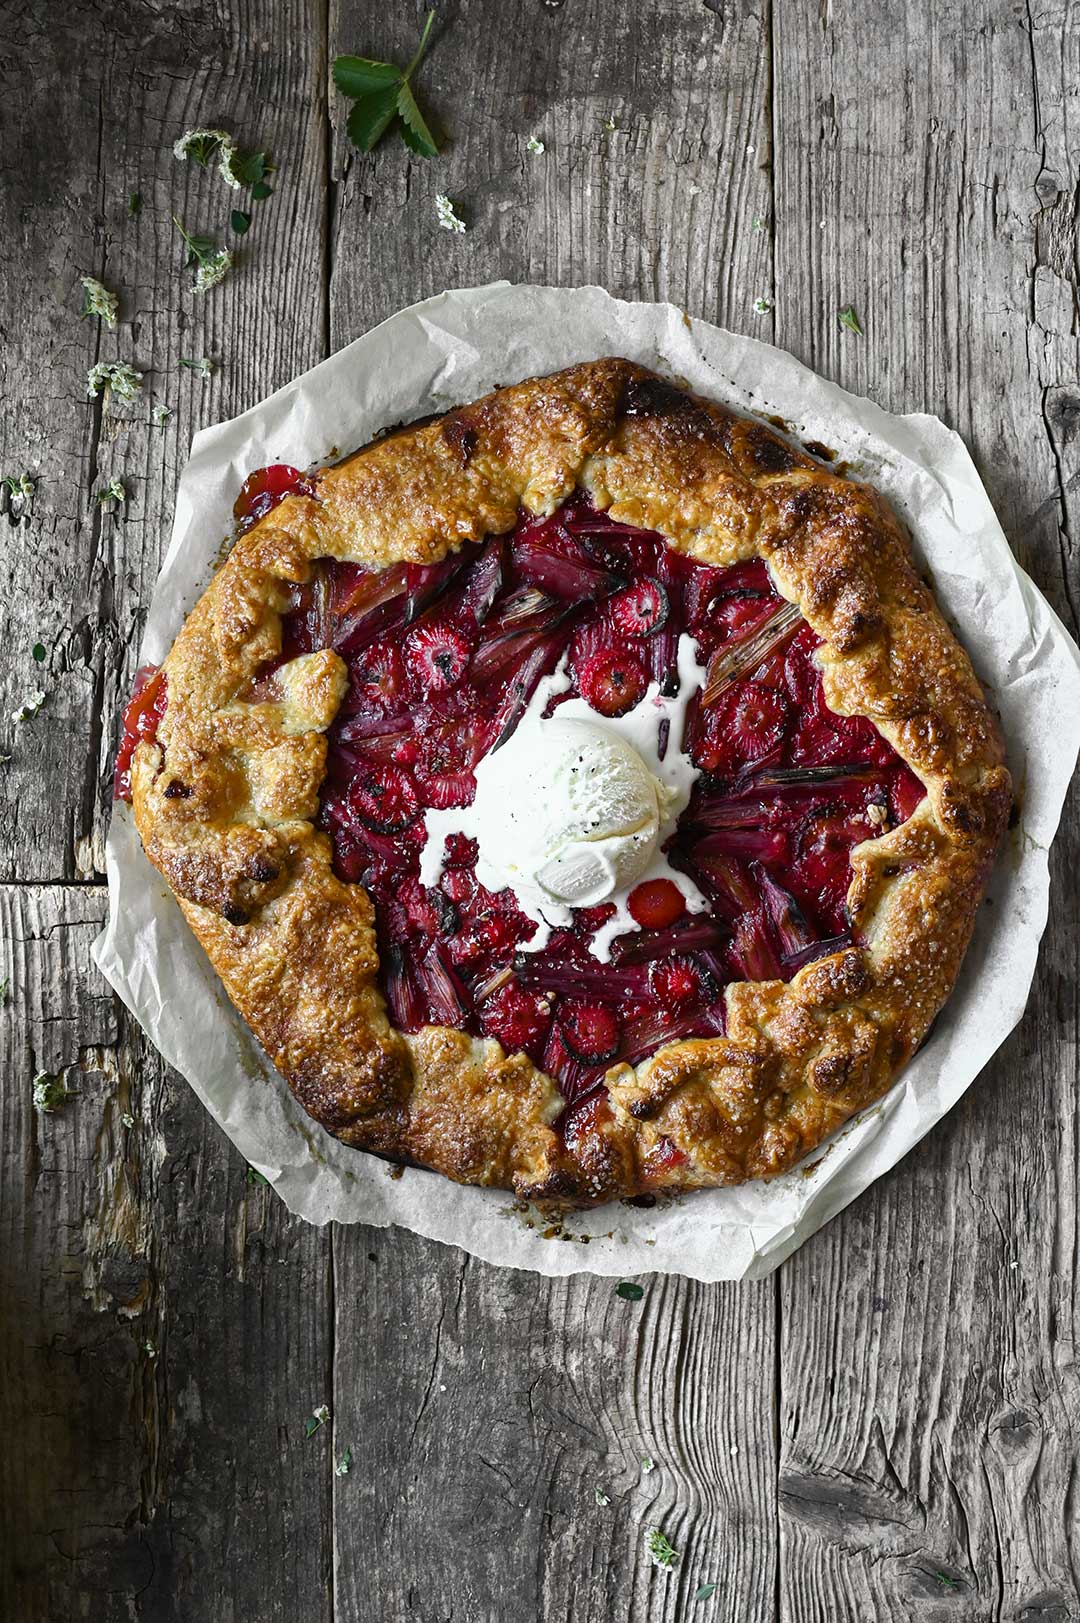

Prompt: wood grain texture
xmin=772 ymin=1 xmax=1080 ymax=1618
xmin=1 ymin=0 xmax=1078 ymax=1619
xmin=0 ymin=883 xmax=335 ymax=1622
xmin=0 ymin=0 xmax=328 ymax=883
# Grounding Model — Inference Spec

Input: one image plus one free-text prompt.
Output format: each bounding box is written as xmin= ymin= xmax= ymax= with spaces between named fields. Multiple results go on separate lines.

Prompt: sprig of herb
xmin=640 ymin=1456 xmax=655 ymax=1473
xmin=334 ymin=10 xmax=440 ymax=159
xmin=172 ymin=217 xmax=233 ymax=294
xmin=173 ymin=128 xmax=274 ymax=195
xmin=594 ymin=1487 xmax=610 ymax=1507
xmin=180 ymin=357 xmax=215 ymax=379
xmin=435 ymin=193 xmax=466 ymax=233
xmin=527 ymin=135 xmax=546 ymax=155
xmin=646 ymin=1528 xmax=678 ymax=1571
xmin=86 ymin=361 xmax=143 ymax=404
xmin=247 ymin=1165 xmax=269 ymax=1186
xmin=304 ymin=1404 xmax=330 ymax=1438
xmin=96 ymin=477 xmax=127 ymax=509
xmin=80 ymin=275 xmax=119 ymax=330
xmin=752 ymin=295 xmax=773 ymax=314
xmin=838 ymin=304 xmax=863 ymax=336
xmin=152 ymin=403 xmax=172 ymax=427
xmin=144 ymin=1339 xmax=157 ymax=1357
xmin=11 ymin=690 xmax=46 ymax=723
xmin=33 ymin=1072 xmax=75 ymax=1113
xmin=335 ymin=1447 xmax=353 ymax=1477
xmin=1 ymin=473 xmax=35 ymax=518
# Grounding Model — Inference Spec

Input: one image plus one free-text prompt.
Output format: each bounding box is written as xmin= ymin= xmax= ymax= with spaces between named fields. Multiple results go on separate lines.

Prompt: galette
xmin=119 ymin=359 xmax=1010 ymax=1205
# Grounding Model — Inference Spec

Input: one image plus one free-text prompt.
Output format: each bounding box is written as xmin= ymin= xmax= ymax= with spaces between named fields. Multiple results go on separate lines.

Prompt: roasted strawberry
xmin=351 ymin=639 xmax=404 ymax=708
xmin=404 ymin=619 xmax=473 ymax=693
xmin=627 ymin=878 xmax=687 ymax=930
xmin=609 ymin=578 xmax=669 ymax=638
xmin=346 ymin=761 xmax=420 ymax=835
xmin=480 ymin=980 xmax=551 ymax=1054
xmin=649 ymin=954 xmax=706 ymax=1007
xmin=576 ymin=646 xmax=648 ymax=717
xmin=557 ymin=1000 xmax=621 ymax=1063
xmin=694 ymin=680 xmax=790 ymax=773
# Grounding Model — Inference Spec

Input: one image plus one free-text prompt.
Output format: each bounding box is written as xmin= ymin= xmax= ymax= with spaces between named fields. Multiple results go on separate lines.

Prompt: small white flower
xmin=335 ymin=1448 xmax=352 ymax=1477
xmin=435 ymin=194 xmax=466 ymax=234
xmin=603 ymin=115 xmax=618 ymax=132
xmin=527 ymin=135 xmax=546 ymax=154
xmin=144 ymin=1340 xmax=157 ymax=1357
xmin=12 ymin=689 xmax=46 ymax=723
xmin=594 ymin=1487 xmax=610 ymax=1506
xmin=180 ymin=356 xmax=215 ymax=379
xmin=96 ymin=477 xmax=127 ymax=508
xmin=752 ymin=295 xmax=773 ymax=314
xmin=32 ymin=1071 xmax=71 ymax=1111
xmin=152 ymin=404 xmax=172 ymax=427
xmin=641 ymin=1456 xmax=656 ymax=1474
xmin=121 ymin=1112 xmax=135 ymax=1127
xmin=80 ymin=275 xmax=119 ymax=330
xmin=193 ymin=248 xmax=232 ymax=294
xmin=752 ymin=215 xmax=767 ymax=231
xmin=86 ymin=361 xmax=143 ymax=403
xmin=2 ymin=473 xmax=35 ymax=516
xmin=646 ymin=1527 xmax=678 ymax=1571
xmin=173 ymin=127 xmax=242 ymax=190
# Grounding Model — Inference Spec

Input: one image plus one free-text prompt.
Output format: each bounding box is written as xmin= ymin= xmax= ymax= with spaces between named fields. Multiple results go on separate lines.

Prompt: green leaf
xmin=615 ymin=1281 xmax=644 ymax=1301
xmin=32 ymin=642 xmax=46 ymax=662
xmin=837 ymin=304 xmax=863 ymax=336
xmin=333 ymin=54 xmax=400 ymax=97
xmin=246 ymin=1166 xmax=269 ymax=1186
xmin=231 ymin=148 xmax=270 ymax=187
xmin=346 ymin=85 xmax=400 ymax=152
xmin=695 ymin=1583 xmax=717 ymax=1601
xmin=251 ymin=180 xmax=273 ymax=201
xmin=128 ymin=191 xmax=142 ymax=216
xmin=231 ymin=209 xmax=252 ymax=236
xmin=396 ymin=82 xmax=438 ymax=156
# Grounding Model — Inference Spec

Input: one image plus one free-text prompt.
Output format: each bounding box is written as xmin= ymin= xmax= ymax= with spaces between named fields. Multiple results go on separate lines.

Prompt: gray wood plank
xmin=0 ymin=0 xmax=329 ymax=883
xmin=0 ymin=883 xmax=335 ymax=1623
xmin=772 ymin=2 xmax=1080 ymax=1617
xmin=0 ymin=0 xmax=338 ymax=1617
xmin=326 ymin=3 xmax=781 ymax=1619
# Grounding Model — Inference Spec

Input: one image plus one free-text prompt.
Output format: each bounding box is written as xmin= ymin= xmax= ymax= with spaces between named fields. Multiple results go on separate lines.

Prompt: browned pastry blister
xmin=130 ymin=359 xmax=1010 ymax=1205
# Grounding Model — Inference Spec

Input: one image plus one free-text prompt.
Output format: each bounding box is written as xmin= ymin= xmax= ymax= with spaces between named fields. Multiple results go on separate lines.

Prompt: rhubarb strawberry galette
xmin=119 ymin=359 xmax=1010 ymax=1206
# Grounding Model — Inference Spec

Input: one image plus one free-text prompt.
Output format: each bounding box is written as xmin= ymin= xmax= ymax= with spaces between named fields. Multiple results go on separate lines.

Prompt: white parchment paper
xmin=92 ymin=283 xmax=1080 ymax=1282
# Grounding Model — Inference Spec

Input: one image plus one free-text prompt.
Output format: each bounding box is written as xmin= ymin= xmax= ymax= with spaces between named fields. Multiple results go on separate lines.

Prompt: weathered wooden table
xmin=3 ymin=2 xmax=1078 ymax=1618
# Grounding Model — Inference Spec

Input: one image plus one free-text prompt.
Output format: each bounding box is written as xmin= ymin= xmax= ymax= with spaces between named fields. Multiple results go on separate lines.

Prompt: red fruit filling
xmin=610 ymin=578 xmax=669 ymax=638
xmin=233 ymin=464 xmax=314 ymax=534
xmin=404 ymin=619 xmax=474 ymax=694
xmin=628 ymin=878 xmax=687 ymax=931
xmin=229 ymin=488 xmax=928 ymax=1126
xmin=113 ymin=665 xmax=168 ymax=802
xmin=575 ymin=647 xmax=649 ymax=716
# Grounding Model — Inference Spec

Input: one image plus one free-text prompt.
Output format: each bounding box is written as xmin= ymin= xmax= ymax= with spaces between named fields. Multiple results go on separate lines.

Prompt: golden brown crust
xmin=131 ymin=359 xmax=1010 ymax=1205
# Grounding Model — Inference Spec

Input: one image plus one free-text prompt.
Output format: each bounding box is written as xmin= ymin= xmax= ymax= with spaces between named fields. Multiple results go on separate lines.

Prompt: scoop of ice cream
xmin=470 ymin=716 xmax=673 ymax=907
